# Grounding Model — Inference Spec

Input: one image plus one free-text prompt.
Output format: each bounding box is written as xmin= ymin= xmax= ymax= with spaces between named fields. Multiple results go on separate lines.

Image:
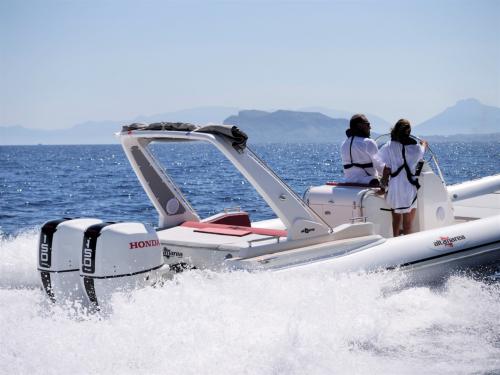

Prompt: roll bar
xmin=118 ymin=125 xmax=331 ymax=240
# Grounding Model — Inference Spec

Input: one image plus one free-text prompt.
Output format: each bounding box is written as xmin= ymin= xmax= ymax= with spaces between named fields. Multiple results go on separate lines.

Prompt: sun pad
xmin=193 ymin=227 xmax=252 ymax=236
xmin=182 ymin=221 xmax=287 ymax=237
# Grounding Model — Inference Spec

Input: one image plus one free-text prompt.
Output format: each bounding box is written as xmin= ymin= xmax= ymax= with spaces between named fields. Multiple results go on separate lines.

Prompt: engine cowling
xmin=80 ymin=222 xmax=164 ymax=309
xmin=38 ymin=218 xmax=103 ymax=303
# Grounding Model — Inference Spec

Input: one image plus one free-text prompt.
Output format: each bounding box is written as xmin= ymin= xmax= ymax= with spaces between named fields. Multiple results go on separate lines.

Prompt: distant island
xmin=414 ymin=98 xmax=500 ymax=136
xmin=0 ymin=98 xmax=498 ymax=145
xmin=223 ymin=110 xmax=348 ymax=143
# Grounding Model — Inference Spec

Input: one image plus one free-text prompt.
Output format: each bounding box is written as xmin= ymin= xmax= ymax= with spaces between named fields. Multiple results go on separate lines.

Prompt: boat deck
xmin=453 ymin=191 xmax=500 ymax=220
xmin=156 ymin=224 xmax=286 ymax=250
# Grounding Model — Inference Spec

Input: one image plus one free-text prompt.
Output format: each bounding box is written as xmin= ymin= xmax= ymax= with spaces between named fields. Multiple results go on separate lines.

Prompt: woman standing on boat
xmin=379 ymin=119 xmax=427 ymax=236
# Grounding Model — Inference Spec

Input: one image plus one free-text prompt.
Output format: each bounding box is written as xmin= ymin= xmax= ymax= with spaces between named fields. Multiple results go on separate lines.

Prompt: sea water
xmin=0 ymin=142 xmax=499 ymax=374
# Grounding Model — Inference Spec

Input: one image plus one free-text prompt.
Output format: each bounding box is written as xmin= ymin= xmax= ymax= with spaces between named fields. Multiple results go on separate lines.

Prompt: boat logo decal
xmin=82 ymin=238 xmax=95 ymax=273
xmin=39 ymin=235 xmax=51 ymax=268
xmin=163 ymin=247 xmax=183 ymax=259
xmin=301 ymin=227 xmax=315 ymax=234
xmin=129 ymin=239 xmax=160 ymax=249
xmin=433 ymin=235 xmax=466 ymax=248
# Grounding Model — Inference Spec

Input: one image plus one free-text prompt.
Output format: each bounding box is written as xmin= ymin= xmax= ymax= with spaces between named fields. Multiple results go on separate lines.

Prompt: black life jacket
xmin=388 ymin=140 xmax=423 ymax=211
xmin=343 ymin=130 xmax=374 ymax=177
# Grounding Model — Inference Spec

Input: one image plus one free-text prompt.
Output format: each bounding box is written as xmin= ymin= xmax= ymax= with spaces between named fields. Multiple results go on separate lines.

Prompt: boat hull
xmin=400 ymin=239 xmax=500 ymax=285
xmin=231 ymin=215 xmax=500 ymax=285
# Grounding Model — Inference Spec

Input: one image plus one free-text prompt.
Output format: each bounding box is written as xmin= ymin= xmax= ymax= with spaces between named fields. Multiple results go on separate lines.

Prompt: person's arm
xmin=409 ymin=140 xmax=426 ymax=163
xmin=380 ymin=166 xmax=390 ymax=188
xmin=366 ymin=139 xmax=385 ymax=175
xmin=419 ymin=139 xmax=428 ymax=156
xmin=376 ymin=166 xmax=391 ymax=195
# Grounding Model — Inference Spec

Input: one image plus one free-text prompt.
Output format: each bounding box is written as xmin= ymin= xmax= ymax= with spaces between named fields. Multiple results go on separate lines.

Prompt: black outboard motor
xmin=38 ymin=218 xmax=103 ymax=303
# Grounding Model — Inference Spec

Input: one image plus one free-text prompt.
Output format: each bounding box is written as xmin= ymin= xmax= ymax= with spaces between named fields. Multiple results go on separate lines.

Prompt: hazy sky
xmin=1 ymin=0 xmax=499 ymax=129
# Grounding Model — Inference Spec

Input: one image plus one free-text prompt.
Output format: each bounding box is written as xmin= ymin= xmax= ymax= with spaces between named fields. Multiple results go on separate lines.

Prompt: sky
xmin=0 ymin=0 xmax=499 ymax=129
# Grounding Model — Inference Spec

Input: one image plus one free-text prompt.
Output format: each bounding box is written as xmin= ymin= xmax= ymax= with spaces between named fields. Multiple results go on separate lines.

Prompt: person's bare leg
xmin=402 ymin=209 xmax=416 ymax=235
xmin=392 ymin=212 xmax=402 ymax=237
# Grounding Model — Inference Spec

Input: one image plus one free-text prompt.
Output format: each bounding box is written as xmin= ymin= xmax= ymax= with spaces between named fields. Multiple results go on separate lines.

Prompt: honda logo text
xmin=129 ymin=239 xmax=160 ymax=249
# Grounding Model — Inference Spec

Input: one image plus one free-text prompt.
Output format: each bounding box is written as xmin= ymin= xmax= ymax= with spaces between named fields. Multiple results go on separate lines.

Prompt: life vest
xmin=343 ymin=136 xmax=374 ymax=177
xmin=388 ymin=142 xmax=423 ymax=211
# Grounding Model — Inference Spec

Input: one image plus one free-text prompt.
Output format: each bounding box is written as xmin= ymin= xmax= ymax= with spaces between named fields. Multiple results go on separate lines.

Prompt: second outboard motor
xmin=38 ymin=218 xmax=103 ymax=303
xmin=80 ymin=222 xmax=164 ymax=309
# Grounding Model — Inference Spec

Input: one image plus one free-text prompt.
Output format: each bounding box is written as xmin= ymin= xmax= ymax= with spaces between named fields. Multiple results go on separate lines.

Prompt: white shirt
xmin=378 ymin=140 xmax=425 ymax=213
xmin=340 ymin=136 xmax=385 ymax=184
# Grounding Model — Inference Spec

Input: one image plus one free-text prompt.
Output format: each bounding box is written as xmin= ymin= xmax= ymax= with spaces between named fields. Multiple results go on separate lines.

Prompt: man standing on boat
xmin=341 ymin=114 xmax=384 ymax=186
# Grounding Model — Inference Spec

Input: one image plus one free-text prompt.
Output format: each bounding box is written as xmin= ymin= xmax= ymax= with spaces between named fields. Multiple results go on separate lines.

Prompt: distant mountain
xmin=299 ymin=107 xmax=391 ymax=134
xmin=0 ymin=125 xmax=51 ymax=145
xmin=223 ymin=110 xmax=348 ymax=143
xmin=0 ymin=107 xmax=239 ymax=145
xmin=414 ymin=99 xmax=500 ymax=136
xmin=0 ymin=121 xmax=122 ymax=145
xmin=423 ymin=132 xmax=500 ymax=143
xmin=1 ymin=101 xmax=498 ymax=145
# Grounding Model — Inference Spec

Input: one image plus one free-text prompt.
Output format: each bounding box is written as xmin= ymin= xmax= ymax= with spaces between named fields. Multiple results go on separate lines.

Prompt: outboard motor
xmin=38 ymin=218 xmax=103 ymax=303
xmin=80 ymin=222 xmax=164 ymax=309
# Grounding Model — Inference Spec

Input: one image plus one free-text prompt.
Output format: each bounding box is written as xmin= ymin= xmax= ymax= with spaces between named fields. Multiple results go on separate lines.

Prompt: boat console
xmin=305 ymin=168 xmax=455 ymax=238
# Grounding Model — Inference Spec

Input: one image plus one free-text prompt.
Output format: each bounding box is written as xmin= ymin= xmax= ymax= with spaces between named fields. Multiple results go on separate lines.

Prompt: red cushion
xmin=181 ymin=221 xmax=287 ymax=237
xmin=194 ymin=227 xmax=252 ymax=237
xmin=205 ymin=212 xmax=251 ymax=227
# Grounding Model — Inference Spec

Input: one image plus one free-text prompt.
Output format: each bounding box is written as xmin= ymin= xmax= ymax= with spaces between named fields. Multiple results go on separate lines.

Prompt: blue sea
xmin=1 ymin=142 xmax=499 ymax=235
xmin=1 ymin=142 xmax=499 ymax=374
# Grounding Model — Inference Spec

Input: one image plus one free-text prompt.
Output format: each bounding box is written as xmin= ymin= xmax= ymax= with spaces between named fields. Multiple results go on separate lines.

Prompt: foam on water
xmin=0 ymin=228 xmax=40 ymax=289
xmin=2 ymin=231 xmax=500 ymax=374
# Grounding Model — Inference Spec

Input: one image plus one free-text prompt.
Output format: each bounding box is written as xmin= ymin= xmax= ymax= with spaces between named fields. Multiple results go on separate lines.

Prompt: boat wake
xmin=1 ymin=230 xmax=500 ymax=374
xmin=0 ymin=228 xmax=40 ymax=289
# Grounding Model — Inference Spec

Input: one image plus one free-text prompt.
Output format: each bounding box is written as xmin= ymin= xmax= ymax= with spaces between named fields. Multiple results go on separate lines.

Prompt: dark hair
xmin=349 ymin=114 xmax=370 ymax=129
xmin=390 ymin=119 xmax=411 ymax=142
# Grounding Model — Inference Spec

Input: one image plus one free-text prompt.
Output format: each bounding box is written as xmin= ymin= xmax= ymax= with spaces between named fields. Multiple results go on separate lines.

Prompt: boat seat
xmin=201 ymin=211 xmax=251 ymax=227
xmin=181 ymin=221 xmax=287 ymax=237
xmin=157 ymin=222 xmax=287 ymax=250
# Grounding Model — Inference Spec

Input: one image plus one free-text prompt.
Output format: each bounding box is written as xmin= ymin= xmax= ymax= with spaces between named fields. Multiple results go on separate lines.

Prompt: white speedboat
xmin=37 ymin=123 xmax=500 ymax=307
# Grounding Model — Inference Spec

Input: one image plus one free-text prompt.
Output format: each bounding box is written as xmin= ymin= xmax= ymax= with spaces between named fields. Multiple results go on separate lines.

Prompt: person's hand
xmin=420 ymin=139 xmax=428 ymax=149
xmin=375 ymin=187 xmax=386 ymax=196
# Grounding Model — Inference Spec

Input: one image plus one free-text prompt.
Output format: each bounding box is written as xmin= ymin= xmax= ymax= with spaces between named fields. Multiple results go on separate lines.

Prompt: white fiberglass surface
xmin=453 ymin=191 xmax=500 ymax=219
xmin=2 ymin=229 xmax=500 ymax=374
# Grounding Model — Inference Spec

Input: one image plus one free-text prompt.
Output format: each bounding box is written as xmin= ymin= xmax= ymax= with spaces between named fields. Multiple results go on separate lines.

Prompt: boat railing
xmin=349 ymin=216 xmax=368 ymax=223
xmin=248 ymin=235 xmax=282 ymax=247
